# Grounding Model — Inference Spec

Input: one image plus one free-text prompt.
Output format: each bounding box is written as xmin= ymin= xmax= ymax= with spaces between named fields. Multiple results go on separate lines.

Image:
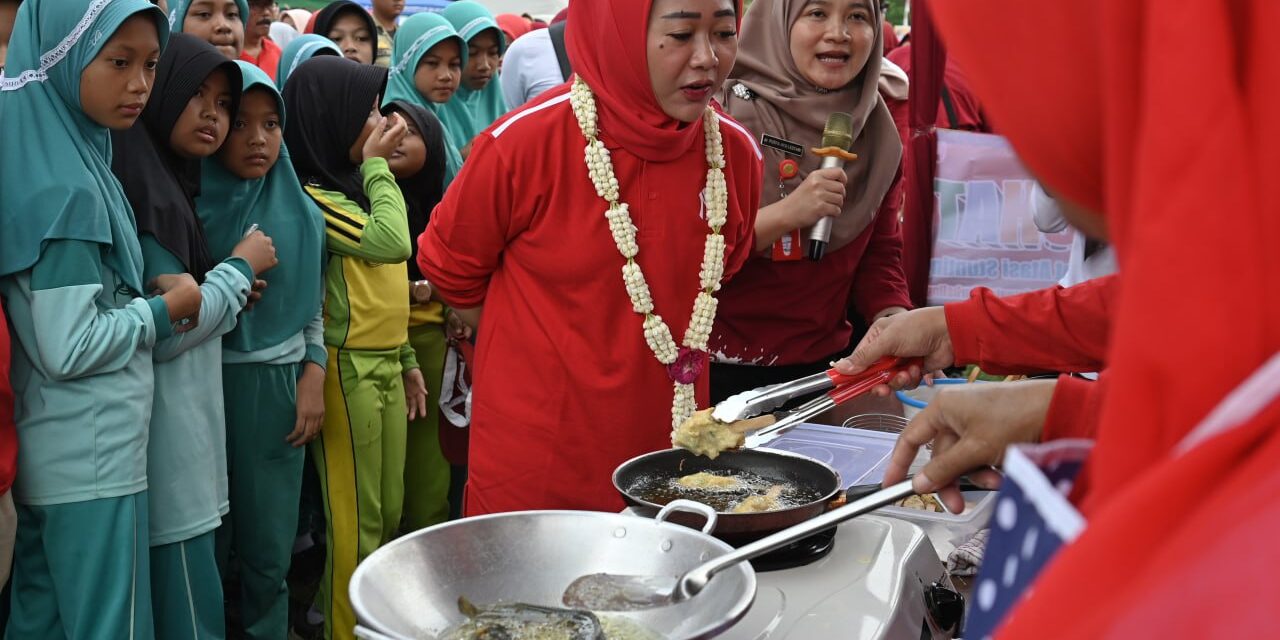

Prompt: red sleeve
xmin=0 ymin=304 xmax=16 ymax=494
xmin=417 ymin=133 xmax=525 ymax=308
xmin=943 ymin=274 xmax=1116 ymax=374
xmin=850 ymin=174 xmax=912 ymax=319
xmin=721 ymin=130 xmax=762 ymax=283
xmin=1042 ymin=374 xmax=1105 ymax=441
xmin=882 ymin=21 xmax=898 ymax=54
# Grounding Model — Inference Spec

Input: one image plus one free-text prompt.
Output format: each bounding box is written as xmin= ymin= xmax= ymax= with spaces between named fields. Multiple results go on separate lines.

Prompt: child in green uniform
xmin=439 ymin=1 xmax=509 ymax=156
xmin=277 ymin=34 xmax=341 ymax=88
xmin=0 ymin=1 xmax=205 ymax=638
xmin=167 ymin=0 xmax=250 ymax=59
xmin=197 ymin=61 xmax=327 ymax=640
xmin=382 ymin=100 xmax=452 ymax=530
xmin=282 ymin=55 xmax=426 ymax=640
xmin=111 ymin=33 xmax=280 ymax=640
xmin=382 ymin=11 xmax=465 ymax=183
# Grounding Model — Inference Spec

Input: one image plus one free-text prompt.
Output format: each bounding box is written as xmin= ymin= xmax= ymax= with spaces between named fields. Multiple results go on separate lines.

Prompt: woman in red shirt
xmin=842 ymin=0 xmax=1280 ymax=636
xmin=710 ymin=0 xmax=910 ymax=402
xmin=417 ymin=0 xmax=763 ymax=515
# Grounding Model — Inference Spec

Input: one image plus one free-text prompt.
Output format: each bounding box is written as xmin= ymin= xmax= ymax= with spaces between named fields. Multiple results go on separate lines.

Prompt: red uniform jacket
xmin=419 ymin=87 xmax=763 ymax=515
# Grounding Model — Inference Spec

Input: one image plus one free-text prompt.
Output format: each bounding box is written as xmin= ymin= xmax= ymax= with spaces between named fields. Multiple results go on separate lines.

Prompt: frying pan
xmin=612 ymin=447 xmax=843 ymax=544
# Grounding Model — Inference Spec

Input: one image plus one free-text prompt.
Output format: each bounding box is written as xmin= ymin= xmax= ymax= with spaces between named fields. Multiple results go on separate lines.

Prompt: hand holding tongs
xmin=712 ymin=356 xmax=921 ymax=448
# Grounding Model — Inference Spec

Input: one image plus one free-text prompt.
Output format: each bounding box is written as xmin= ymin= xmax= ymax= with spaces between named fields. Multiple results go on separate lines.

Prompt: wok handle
xmin=655 ymin=499 xmax=720 ymax=535
xmin=673 ymin=480 xmax=918 ymax=602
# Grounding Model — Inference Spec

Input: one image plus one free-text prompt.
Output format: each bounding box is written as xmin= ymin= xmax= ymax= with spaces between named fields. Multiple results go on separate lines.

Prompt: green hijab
xmin=196 ymin=61 xmax=325 ymax=352
xmin=167 ymin=0 xmax=251 ymax=38
xmin=277 ymin=34 xmax=342 ymax=88
xmin=0 ymin=0 xmax=170 ymax=292
xmin=381 ymin=11 xmax=464 ymax=184
xmin=439 ymin=1 xmax=508 ymax=152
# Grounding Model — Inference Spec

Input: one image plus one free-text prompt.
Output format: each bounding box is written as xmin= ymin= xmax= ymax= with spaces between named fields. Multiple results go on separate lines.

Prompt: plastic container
xmin=761 ymin=424 xmax=897 ymax=487
xmin=763 ymin=422 xmax=995 ymax=560
xmin=877 ymin=490 xmax=995 ymax=559
xmin=895 ymin=378 xmax=974 ymax=420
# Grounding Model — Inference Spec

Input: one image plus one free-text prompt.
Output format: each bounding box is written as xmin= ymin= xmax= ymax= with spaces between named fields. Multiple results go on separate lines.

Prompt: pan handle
xmin=655 ymin=499 xmax=720 ymax=534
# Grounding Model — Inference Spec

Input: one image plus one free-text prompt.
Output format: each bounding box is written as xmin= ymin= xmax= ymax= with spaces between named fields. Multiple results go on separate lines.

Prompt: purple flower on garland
xmin=667 ymin=347 xmax=708 ymax=385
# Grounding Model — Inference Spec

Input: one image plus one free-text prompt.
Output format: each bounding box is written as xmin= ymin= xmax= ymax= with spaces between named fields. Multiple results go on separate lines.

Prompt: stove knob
xmin=924 ymin=580 xmax=965 ymax=636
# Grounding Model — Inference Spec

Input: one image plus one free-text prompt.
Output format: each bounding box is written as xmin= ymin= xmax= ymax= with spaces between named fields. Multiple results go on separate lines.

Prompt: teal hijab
xmin=382 ymin=11 xmax=465 ymax=184
xmin=196 ymin=62 xmax=325 ymax=352
xmin=0 ymin=0 xmax=170 ymax=292
xmin=167 ymin=0 xmax=251 ymax=37
xmin=440 ymin=1 xmax=508 ymax=152
xmin=277 ymin=34 xmax=342 ymax=88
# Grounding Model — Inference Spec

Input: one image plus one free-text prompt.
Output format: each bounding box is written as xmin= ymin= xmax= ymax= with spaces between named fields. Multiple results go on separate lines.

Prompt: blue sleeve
xmin=140 ymin=235 xmax=252 ymax=363
xmin=302 ymin=297 xmax=328 ymax=370
xmin=14 ymin=240 xmax=161 ymax=381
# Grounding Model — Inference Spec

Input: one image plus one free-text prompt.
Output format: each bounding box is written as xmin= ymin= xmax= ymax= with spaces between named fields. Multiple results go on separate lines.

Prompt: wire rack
xmin=840 ymin=413 xmax=910 ymax=434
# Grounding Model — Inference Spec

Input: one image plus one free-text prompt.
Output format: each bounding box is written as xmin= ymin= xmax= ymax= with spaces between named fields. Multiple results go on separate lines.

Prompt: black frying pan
xmin=612 ymin=448 xmax=844 ymax=545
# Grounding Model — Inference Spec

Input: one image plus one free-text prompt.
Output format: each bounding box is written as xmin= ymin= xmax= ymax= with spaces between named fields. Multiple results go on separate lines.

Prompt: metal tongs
xmin=713 ymin=356 xmax=921 ymax=448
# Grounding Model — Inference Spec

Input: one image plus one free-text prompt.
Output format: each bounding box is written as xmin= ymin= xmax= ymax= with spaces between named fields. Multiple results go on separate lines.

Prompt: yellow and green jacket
xmin=306 ymin=158 xmax=417 ymax=371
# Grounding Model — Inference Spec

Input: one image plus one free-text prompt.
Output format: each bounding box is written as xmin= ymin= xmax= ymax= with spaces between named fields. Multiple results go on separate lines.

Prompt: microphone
xmin=807 ymin=112 xmax=855 ymax=261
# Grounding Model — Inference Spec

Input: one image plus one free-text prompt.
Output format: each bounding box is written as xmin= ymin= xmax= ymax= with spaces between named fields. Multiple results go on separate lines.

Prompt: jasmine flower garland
xmin=570 ymin=77 xmax=729 ymax=428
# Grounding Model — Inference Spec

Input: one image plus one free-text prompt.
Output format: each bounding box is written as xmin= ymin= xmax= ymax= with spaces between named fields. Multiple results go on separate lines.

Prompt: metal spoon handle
xmin=674 ymin=480 xmax=917 ymax=601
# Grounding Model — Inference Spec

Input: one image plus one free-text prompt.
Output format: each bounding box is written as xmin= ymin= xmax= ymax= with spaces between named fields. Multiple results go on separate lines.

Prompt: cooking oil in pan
xmin=627 ymin=470 xmax=822 ymax=513
xmin=439 ymin=597 xmax=662 ymax=640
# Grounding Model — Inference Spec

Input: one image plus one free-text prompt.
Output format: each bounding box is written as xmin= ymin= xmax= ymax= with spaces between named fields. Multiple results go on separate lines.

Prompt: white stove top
xmin=622 ymin=510 xmax=953 ymax=639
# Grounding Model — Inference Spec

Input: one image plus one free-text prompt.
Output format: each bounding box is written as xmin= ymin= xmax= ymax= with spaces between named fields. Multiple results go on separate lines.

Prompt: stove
xmin=623 ymin=510 xmax=957 ymax=639
xmin=747 ymin=527 xmax=836 ymax=572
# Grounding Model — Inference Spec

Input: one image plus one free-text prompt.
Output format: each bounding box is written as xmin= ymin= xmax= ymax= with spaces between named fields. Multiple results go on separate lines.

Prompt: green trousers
xmin=6 ymin=492 xmax=152 ymax=640
xmin=216 ymin=362 xmax=304 ymax=640
xmin=151 ymin=531 xmax=223 ymax=640
xmin=312 ymin=347 xmax=406 ymax=640
xmin=402 ymin=324 xmax=451 ymax=531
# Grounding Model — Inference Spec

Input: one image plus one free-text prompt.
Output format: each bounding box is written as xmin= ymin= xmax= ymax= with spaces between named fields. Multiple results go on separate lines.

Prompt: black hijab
xmin=312 ymin=0 xmax=378 ymax=63
xmin=112 ymin=33 xmax=242 ymax=280
xmin=282 ymin=55 xmax=387 ymax=211
xmin=382 ymin=100 xmax=446 ymax=280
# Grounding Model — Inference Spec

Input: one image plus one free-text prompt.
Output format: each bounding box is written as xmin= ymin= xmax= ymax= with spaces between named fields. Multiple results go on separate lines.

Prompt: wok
xmin=348 ymin=507 xmax=755 ymax=639
xmin=613 ymin=448 xmax=843 ymax=544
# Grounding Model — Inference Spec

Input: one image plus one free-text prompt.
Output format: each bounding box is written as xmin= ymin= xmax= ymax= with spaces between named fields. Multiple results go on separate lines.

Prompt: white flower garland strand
xmin=570 ymin=78 xmax=729 ymax=428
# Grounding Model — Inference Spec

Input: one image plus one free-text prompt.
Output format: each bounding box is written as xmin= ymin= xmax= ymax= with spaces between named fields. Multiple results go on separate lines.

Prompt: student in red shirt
xmin=710 ymin=0 xmax=910 ymax=402
xmin=240 ymin=0 xmax=281 ymax=80
xmin=418 ymin=0 xmax=763 ymax=516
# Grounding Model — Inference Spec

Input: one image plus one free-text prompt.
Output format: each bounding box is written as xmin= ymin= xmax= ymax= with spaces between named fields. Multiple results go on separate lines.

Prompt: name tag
xmin=760 ymin=134 xmax=804 ymax=157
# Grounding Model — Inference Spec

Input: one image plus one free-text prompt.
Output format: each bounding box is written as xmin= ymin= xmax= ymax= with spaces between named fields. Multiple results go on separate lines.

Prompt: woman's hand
xmin=834 ymin=306 xmax=955 ymax=395
xmin=363 ymin=113 xmax=408 ymax=162
xmin=445 ymin=309 xmax=473 ymax=342
xmin=404 ymin=367 xmax=429 ymax=421
xmin=783 ymin=167 xmax=847 ymax=229
xmin=243 ymin=279 xmax=268 ymax=312
xmin=883 ymin=380 xmax=1055 ymax=512
xmin=232 ymin=230 xmax=279 ymax=276
xmin=287 ymin=362 xmax=326 ymax=447
xmin=151 ymin=273 xmax=202 ymax=332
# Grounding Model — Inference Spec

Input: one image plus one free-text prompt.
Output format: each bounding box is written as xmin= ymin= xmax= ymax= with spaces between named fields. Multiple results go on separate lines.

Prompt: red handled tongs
xmin=708 ymin=356 xmax=920 ymax=448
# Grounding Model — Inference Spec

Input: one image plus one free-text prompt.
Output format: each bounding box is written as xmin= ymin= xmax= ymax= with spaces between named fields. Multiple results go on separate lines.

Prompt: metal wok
xmin=613 ymin=448 xmax=843 ymax=544
xmin=348 ymin=508 xmax=756 ymax=640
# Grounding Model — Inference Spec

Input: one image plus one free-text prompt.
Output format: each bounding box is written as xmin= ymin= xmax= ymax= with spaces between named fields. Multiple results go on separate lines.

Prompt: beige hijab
xmin=724 ymin=0 xmax=902 ymax=252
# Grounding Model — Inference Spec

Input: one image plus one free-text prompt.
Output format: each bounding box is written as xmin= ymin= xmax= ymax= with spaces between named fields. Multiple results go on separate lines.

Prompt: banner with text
xmin=927 ymin=129 xmax=1075 ymax=306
